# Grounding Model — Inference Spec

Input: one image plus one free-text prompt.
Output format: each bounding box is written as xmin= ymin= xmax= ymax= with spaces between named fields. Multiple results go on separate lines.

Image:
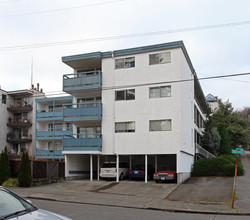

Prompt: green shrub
xmin=0 ymin=146 xmax=11 ymax=184
xmin=18 ymin=152 xmax=32 ymax=187
xmin=2 ymin=178 xmax=19 ymax=187
xmin=192 ymin=154 xmax=243 ymax=177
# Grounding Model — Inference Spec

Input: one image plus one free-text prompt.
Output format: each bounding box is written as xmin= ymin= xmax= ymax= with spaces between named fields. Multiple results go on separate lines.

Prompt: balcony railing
xmin=7 ymin=117 xmax=32 ymax=127
xmin=36 ymin=128 xmax=73 ymax=140
xmin=196 ymin=144 xmax=215 ymax=158
xmin=7 ymin=133 xmax=32 ymax=143
xmin=7 ymin=103 xmax=33 ymax=112
xmin=63 ymin=70 xmax=102 ymax=92
xmin=62 ymin=102 xmax=102 ymax=122
xmin=62 ymin=133 xmax=102 ymax=152
xmin=37 ymin=109 xmax=63 ymax=121
xmin=36 ymin=150 xmax=64 ymax=159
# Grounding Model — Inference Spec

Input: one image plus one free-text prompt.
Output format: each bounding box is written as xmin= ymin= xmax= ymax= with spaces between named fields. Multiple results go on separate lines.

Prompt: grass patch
xmin=2 ymin=178 xmax=19 ymax=187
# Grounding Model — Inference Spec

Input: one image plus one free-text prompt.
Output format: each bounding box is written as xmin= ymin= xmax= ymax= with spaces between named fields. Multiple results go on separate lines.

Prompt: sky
xmin=0 ymin=0 xmax=250 ymax=110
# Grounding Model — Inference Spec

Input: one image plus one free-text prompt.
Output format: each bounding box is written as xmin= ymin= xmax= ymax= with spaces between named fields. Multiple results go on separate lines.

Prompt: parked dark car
xmin=129 ymin=164 xmax=155 ymax=180
xmin=0 ymin=186 xmax=71 ymax=220
xmin=153 ymin=166 xmax=177 ymax=183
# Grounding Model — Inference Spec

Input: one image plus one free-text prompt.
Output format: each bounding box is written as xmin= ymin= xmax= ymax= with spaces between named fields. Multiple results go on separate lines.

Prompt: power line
xmin=1 ymin=20 xmax=250 ymax=51
xmin=0 ymin=0 xmax=125 ymax=17
xmin=2 ymin=71 xmax=250 ymax=100
xmin=0 ymin=0 xmax=21 ymax=4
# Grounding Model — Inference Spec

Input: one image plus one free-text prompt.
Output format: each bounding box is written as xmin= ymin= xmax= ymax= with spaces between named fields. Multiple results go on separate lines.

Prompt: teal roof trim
xmin=62 ymin=52 xmax=102 ymax=62
xmin=36 ymin=96 xmax=73 ymax=103
xmin=62 ymin=41 xmax=185 ymax=62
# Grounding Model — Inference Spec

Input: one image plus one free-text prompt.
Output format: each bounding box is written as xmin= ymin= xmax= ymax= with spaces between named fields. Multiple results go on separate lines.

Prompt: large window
xmin=149 ymin=52 xmax=171 ymax=65
xmin=115 ymin=122 xmax=135 ymax=133
xmin=115 ymin=89 xmax=135 ymax=101
xmin=149 ymin=86 xmax=171 ymax=98
xmin=149 ymin=120 xmax=171 ymax=131
xmin=115 ymin=57 xmax=135 ymax=69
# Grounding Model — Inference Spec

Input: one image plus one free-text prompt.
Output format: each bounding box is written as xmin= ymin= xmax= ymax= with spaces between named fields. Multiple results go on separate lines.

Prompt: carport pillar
xmin=155 ymin=155 xmax=158 ymax=172
xmin=97 ymin=155 xmax=100 ymax=181
xmin=145 ymin=154 xmax=148 ymax=183
xmin=90 ymin=154 xmax=93 ymax=181
xmin=116 ymin=154 xmax=119 ymax=183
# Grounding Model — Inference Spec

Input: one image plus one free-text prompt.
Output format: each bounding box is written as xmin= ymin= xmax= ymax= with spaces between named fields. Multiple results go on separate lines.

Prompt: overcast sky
xmin=1 ymin=0 xmax=250 ymax=110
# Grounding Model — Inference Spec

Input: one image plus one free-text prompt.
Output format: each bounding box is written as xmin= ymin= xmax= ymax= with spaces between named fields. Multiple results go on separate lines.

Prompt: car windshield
xmin=101 ymin=163 xmax=116 ymax=168
xmin=132 ymin=165 xmax=144 ymax=170
xmin=0 ymin=189 xmax=36 ymax=219
xmin=159 ymin=167 xmax=174 ymax=171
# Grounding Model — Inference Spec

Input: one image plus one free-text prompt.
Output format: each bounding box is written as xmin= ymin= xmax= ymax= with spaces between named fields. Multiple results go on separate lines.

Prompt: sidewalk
xmin=8 ymin=178 xmax=250 ymax=216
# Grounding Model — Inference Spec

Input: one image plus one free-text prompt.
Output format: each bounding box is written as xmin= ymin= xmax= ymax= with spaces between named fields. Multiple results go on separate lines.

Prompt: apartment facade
xmin=0 ymin=85 xmax=44 ymax=157
xmin=51 ymin=41 xmax=207 ymax=183
xmin=35 ymin=96 xmax=73 ymax=160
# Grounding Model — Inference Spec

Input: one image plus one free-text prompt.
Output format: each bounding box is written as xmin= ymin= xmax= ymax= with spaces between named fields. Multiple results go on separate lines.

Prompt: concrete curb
xmin=26 ymin=195 xmax=250 ymax=216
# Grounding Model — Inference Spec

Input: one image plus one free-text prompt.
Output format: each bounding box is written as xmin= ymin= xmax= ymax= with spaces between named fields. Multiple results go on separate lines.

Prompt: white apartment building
xmin=58 ymin=41 xmax=207 ymax=183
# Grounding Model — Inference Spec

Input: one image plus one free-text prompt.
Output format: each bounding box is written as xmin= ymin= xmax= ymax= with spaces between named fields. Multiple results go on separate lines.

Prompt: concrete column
xmin=65 ymin=154 xmax=68 ymax=178
xmin=145 ymin=154 xmax=148 ymax=183
xmin=155 ymin=155 xmax=158 ymax=172
xmin=97 ymin=155 xmax=100 ymax=181
xmin=129 ymin=155 xmax=132 ymax=170
xmin=90 ymin=154 xmax=93 ymax=181
xmin=116 ymin=154 xmax=119 ymax=183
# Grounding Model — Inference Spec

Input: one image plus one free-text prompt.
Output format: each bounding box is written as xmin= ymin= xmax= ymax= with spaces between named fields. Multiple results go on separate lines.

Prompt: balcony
xmin=63 ymin=70 xmax=102 ymax=93
xmin=7 ymin=103 xmax=33 ymax=112
xmin=36 ymin=129 xmax=73 ymax=140
xmin=36 ymin=150 xmax=64 ymax=159
xmin=62 ymin=133 xmax=102 ymax=152
xmin=7 ymin=117 xmax=32 ymax=128
xmin=37 ymin=109 xmax=63 ymax=121
xmin=7 ymin=133 xmax=32 ymax=143
xmin=62 ymin=102 xmax=102 ymax=122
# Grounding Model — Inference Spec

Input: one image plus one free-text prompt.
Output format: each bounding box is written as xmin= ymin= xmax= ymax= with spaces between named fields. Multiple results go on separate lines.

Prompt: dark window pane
xmin=116 ymin=91 xmax=125 ymax=100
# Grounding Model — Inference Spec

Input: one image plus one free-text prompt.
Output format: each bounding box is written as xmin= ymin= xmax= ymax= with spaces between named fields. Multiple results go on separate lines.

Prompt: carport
xmin=87 ymin=154 xmax=177 ymax=183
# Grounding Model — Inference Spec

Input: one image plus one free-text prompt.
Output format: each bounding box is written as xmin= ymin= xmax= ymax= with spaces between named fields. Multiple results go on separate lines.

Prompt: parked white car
xmin=0 ymin=186 xmax=71 ymax=220
xmin=100 ymin=162 xmax=129 ymax=180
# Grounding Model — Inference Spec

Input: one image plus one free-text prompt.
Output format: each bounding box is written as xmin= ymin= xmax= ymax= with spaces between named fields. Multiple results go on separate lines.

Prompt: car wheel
xmin=155 ymin=180 xmax=159 ymax=183
xmin=120 ymin=173 xmax=124 ymax=180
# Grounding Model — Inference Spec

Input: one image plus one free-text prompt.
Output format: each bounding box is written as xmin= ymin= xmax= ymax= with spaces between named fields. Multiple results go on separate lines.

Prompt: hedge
xmin=192 ymin=154 xmax=243 ymax=177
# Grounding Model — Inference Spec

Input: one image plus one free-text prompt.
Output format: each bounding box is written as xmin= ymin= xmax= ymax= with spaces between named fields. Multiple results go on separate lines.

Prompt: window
xmin=115 ymin=122 xmax=135 ymax=133
xmin=115 ymin=89 xmax=135 ymax=101
xmin=149 ymin=120 xmax=171 ymax=131
xmin=115 ymin=57 xmax=135 ymax=69
xmin=149 ymin=52 xmax=171 ymax=65
xmin=149 ymin=86 xmax=171 ymax=98
xmin=2 ymin=94 xmax=6 ymax=104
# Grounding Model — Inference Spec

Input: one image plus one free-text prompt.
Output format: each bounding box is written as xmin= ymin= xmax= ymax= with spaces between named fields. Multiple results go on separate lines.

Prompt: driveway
xmin=166 ymin=176 xmax=234 ymax=202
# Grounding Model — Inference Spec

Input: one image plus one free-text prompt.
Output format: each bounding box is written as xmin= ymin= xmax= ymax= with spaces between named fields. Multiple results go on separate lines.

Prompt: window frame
xmin=2 ymin=94 xmax=6 ymax=104
xmin=115 ymin=121 xmax=135 ymax=133
xmin=149 ymin=86 xmax=171 ymax=98
xmin=149 ymin=51 xmax=171 ymax=65
xmin=115 ymin=89 xmax=135 ymax=101
xmin=149 ymin=119 xmax=172 ymax=131
xmin=115 ymin=57 xmax=135 ymax=69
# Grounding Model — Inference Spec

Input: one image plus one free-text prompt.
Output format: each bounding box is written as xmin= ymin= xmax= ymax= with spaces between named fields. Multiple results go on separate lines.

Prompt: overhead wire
xmin=0 ymin=0 xmax=126 ymax=17
xmin=1 ymin=20 xmax=250 ymax=51
xmin=1 ymin=71 xmax=250 ymax=101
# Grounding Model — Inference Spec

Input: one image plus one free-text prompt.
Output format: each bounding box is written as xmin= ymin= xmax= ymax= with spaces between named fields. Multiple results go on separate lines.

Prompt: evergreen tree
xmin=18 ymin=152 xmax=32 ymax=187
xmin=218 ymin=125 xmax=232 ymax=154
xmin=0 ymin=146 xmax=11 ymax=184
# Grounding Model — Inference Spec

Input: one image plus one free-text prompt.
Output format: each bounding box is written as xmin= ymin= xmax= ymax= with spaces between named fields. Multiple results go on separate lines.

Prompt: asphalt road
xmin=32 ymin=199 xmax=250 ymax=220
